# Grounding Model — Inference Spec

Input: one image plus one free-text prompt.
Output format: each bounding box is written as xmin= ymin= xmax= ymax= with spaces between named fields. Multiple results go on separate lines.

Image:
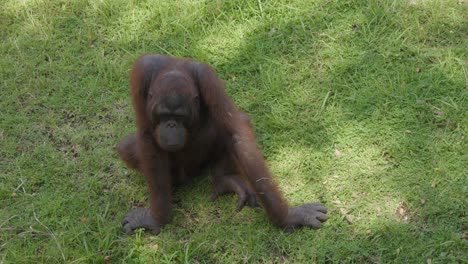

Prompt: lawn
xmin=0 ymin=0 xmax=466 ymax=263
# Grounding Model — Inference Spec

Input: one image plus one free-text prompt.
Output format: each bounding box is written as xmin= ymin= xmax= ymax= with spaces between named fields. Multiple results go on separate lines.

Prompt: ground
xmin=0 ymin=0 xmax=466 ymax=263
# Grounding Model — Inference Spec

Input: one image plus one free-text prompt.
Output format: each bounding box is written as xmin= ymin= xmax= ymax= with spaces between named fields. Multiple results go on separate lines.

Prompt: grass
xmin=0 ymin=0 xmax=466 ymax=263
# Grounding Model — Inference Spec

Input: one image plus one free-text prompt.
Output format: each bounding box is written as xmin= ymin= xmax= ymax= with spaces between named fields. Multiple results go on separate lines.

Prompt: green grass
xmin=1 ymin=0 xmax=466 ymax=263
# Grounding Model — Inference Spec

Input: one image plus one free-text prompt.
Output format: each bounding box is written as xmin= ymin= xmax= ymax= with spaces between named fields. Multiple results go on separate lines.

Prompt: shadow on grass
xmin=123 ymin=2 xmax=464 ymax=260
xmin=2 ymin=0 xmax=465 ymax=262
xmin=142 ymin=1 xmax=466 ymax=261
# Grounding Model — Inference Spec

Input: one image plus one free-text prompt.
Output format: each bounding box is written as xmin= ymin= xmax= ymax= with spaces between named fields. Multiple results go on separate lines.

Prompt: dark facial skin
xmin=151 ymin=93 xmax=191 ymax=152
xmin=117 ymin=54 xmax=327 ymax=235
xmin=147 ymin=70 xmax=199 ymax=153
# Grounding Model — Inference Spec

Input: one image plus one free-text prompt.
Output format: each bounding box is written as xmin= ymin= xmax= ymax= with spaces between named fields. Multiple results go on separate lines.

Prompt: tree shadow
xmin=2 ymin=0 xmax=465 ymax=262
